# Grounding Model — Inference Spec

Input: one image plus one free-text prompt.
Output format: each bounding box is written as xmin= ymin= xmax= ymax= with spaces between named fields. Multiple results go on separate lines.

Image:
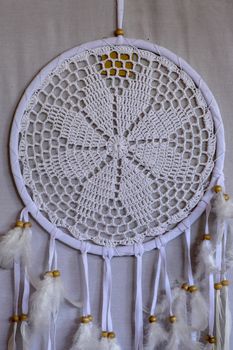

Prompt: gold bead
xmin=15 ymin=221 xmax=24 ymax=228
xmin=88 ymin=314 xmax=93 ymax=322
xmin=115 ymin=28 xmax=124 ymax=36
xmin=101 ymin=331 xmax=108 ymax=338
xmin=23 ymin=222 xmax=32 ymax=228
xmin=213 ymin=185 xmax=222 ymax=193
xmin=10 ymin=315 xmax=19 ymax=323
xmin=224 ymin=193 xmax=230 ymax=201
xmin=221 ymin=279 xmax=230 ymax=287
xmin=53 ymin=270 xmax=61 ymax=278
xmin=181 ymin=283 xmax=189 ymax=291
xmin=188 ymin=285 xmax=198 ymax=293
xmin=214 ymin=283 xmax=223 ymax=290
xmin=108 ymin=331 xmax=116 ymax=339
xmin=80 ymin=316 xmax=90 ymax=324
xmin=203 ymin=234 xmax=211 ymax=241
xmin=149 ymin=315 xmax=157 ymax=323
xmin=19 ymin=314 xmax=28 ymax=321
xmin=169 ymin=315 xmax=177 ymax=323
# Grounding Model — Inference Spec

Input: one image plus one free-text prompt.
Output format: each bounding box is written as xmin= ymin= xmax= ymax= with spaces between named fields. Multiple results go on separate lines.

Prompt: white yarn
xmin=215 ymin=289 xmax=223 ymax=350
xmin=144 ymin=322 xmax=167 ymax=350
xmin=0 ymin=226 xmax=23 ymax=268
xmin=222 ymin=286 xmax=232 ymax=350
xmin=70 ymin=323 xmax=100 ymax=350
xmin=190 ymin=291 xmax=208 ymax=331
xmin=29 ymin=273 xmax=64 ymax=329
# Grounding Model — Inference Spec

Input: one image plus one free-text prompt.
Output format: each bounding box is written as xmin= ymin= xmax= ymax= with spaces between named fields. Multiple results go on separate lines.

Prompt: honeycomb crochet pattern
xmin=18 ymin=45 xmax=216 ymax=247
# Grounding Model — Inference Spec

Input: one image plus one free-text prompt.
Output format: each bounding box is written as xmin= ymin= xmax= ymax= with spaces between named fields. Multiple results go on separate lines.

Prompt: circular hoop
xmin=10 ymin=37 xmax=225 ymax=256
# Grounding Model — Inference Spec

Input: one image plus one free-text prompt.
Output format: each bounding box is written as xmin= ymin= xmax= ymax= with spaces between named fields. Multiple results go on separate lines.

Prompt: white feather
xmin=203 ymin=344 xmax=214 ymax=350
xmin=216 ymin=289 xmax=223 ymax=350
xmin=225 ymin=225 xmax=233 ymax=271
xmin=0 ymin=227 xmax=23 ymax=268
xmin=109 ymin=338 xmax=121 ymax=350
xmin=212 ymin=192 xmax=233 ymax=220
xmin=144 ymin=322 xmax=167 ymax=350
xmin=29 ymin=274 xmax=64 ymax=329
xmin=195 ymin=240 xmax=217 ymax=279
xmin=70 ymin=323 xmax=100 ymax=350
xmin=221 ymin=286 xmax=231 ymax=350
xmin=7 ymin=323 xmax=17 ymax=350
xmin=99 ymin=337 xmax=110 ymax=350
xmin=173 ymin=287 xmax=187 ymax=318
xmin=20 ymin=321 xmax=30 ymax=350
xmin=190 ymin=291 xmax=208 ymax=331
xmin=166 ymin=321 xmax=203 ymax=350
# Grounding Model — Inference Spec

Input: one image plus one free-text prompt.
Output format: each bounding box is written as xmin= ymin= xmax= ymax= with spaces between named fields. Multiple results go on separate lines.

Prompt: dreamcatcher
xmin=1 ymin=0 xmax=233 ymax=349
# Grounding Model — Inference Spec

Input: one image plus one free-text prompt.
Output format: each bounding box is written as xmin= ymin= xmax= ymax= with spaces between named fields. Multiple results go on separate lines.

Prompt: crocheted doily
xmin=18 ymin=45 xmax=216 ymax=247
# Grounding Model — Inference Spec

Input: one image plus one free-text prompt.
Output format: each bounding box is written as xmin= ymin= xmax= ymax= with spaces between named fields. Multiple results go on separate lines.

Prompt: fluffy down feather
xmin=212 ymin=192 xmax=233 ymax=220
xmin=70 ymin=323 xmax=100 ymax=350
xmin=190 ymin=290 xmax=208 ymax=331
xmin=29 ymin=274 xmax=64 ymax=329
xmin=99 ymin=337 xmax=110 ymax=350
xmin=166 ymin=321 xmax=203 ymax=350
xmin=109 ymin=338 xmax=121 ymax=350
xmin=195 ymin=240 xmax=217 ymax=279
xmin=0 ymin=227 xmax=24 ymax=268
xmin=144 ymin=322 xmax=167 ymax=350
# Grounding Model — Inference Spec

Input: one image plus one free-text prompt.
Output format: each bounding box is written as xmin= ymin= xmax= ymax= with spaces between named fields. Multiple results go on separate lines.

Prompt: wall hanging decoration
xmin=2 ymin=0 xmax=233 ymax=349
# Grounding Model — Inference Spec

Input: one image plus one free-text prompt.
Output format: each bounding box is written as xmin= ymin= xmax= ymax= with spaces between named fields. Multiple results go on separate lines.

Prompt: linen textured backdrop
xmin=0 ymin=0 xmax=233 ymax=349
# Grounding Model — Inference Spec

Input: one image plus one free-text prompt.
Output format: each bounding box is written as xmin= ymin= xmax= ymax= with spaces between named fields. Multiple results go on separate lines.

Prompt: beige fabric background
xmin=0 ymin=0 xmax=233 ymax=349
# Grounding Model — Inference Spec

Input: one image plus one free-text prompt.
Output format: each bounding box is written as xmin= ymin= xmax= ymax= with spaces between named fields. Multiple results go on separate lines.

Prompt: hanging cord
xmin=150 ymin=251 xmax=162 ymax=316
xmin=185 ymin=226 xmax=194 ymax=287
xmin=102 ymin=248 xmax=114 ymax=334
xmin=160 ymin=246 xmax=173 ymax=317
xmin=115 ymin=0 xmax=125 ymax=36
xmin=134 ymin=244 xmax=144 ymax=350
xmin=80 ymin=243 xmax=91 ymax=317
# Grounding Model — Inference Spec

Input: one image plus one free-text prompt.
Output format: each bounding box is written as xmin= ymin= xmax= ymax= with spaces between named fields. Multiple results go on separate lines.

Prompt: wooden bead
xmin=81 ymin=316 xmax=90 ymax=324
xmin=23 ymin=222 xmax=32 ymax=228
xmin=149 ymin=315 xmax=157 ymax=323
xmin=213 ymin=185 xmax=222 ymax=193
xmin=19 ymin=314 xmax=28 ymax=321
xmin=11 ymin=315 xmax=19 ymax=322
xmin=208 ymin=336 xmax=217 ymax=344
xmin=221 ymin=279 xmax=230 ymax=287
xmin=224 ymin=193 xmax=230 ymax=201
xmin=53 ymin=270 xmax=61 ymax=278
xmin=188 ymin=285 xmax=198 ymax=293
xmin=15 ymin=221 xmax=24 ymax=228
xmin=115 ymin=28 xmax=124 ymax=36
xmin=108 ymin=331 xmax=116 ymax=339
xmin=203 ymin=233 xmax=211 ymax=240
xmin=101 ymin=331 xmax=108 ymax=338
xmin=88 ymin=314 xmax=93 ymax=322
xmin=169 ymin=315 xmax=177 ymax=323
xmin=214 ymin=283 xmax=223 ymax=290
xmin=181 ymin=283 xmax=189 ymax=291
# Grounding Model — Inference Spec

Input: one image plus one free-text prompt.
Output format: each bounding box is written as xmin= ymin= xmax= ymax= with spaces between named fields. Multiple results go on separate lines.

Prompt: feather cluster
xmin=70 ymin=322 xmax=100 ymax=350
xmin=29 ymin=271 xmax=64 ymax=329
xmin=0 ymin=222 xmax=32 ymax=269
xmin=195 ymin=239 xmax=217 ymax=279
xmin=190 ymin=290 xmax=208 ymax=332
xmin=144 ymin=321 xmax=167 ymax=350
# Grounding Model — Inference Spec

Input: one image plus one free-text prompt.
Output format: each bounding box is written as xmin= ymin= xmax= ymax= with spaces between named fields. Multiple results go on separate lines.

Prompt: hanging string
xmin=115 ymin=0 xmax=125 ymax=36
xmin=184 ymin=226 xmax=194 ymax=287
xmin=102 ymin=248 xmax=114 ymax=333
xmin=134 ymin=244 xmax=144 ymax=350
xmin=150 ymin=251 xmax=162 ymax=316
xmin=160 ymin=246 xmax=173 ymax=316
xmin=80 ymin=243 xmax=91 ymax=317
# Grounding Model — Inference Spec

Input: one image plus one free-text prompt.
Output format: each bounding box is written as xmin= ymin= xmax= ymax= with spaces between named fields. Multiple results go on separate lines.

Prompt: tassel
xmin=29 ymin=270 xmax=64 ymax=329
xmin=70 ymin=317 xmax=100 ymax=350
xmin=221 ymin=280 xmax=231 ymax=350
xmin=0 ymin=220 xmax=32 ymax=269
xmin=144 ymin=317 xmax=167 ymax=350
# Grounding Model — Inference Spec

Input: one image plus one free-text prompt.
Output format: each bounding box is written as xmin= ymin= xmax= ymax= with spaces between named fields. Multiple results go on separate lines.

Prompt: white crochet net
xmin=18 ymin=45 xmax=216 ymax=247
